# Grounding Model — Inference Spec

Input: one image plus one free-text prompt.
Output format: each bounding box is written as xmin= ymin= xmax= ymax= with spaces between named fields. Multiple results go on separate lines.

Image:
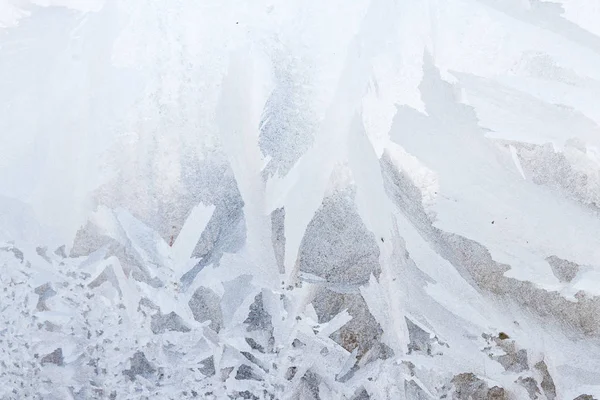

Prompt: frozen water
xmin=2 ymin=0 xmax=600 ymax=399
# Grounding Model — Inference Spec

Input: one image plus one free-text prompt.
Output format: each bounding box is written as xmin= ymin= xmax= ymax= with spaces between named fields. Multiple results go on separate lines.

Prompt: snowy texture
xmin=2 ymin=0 xmax=600 ymax=399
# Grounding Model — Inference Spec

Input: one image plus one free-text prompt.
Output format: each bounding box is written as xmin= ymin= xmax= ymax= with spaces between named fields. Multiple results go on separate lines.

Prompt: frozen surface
xmin=1 ymin=0 xmax=600 ymax=399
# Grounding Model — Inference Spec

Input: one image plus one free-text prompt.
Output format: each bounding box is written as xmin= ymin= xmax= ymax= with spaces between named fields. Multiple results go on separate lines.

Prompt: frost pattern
xmin=2 ymin=0 xmax=600 ymax=399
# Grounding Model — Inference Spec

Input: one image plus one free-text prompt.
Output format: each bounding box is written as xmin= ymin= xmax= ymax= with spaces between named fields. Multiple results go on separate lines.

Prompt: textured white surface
xmin=1 ymin=0 xmax=600 ymax=399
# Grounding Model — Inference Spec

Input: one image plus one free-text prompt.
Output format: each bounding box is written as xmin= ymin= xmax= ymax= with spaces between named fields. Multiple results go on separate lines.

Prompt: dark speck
xmin=491 ymin=221 xmax=495 ymax=224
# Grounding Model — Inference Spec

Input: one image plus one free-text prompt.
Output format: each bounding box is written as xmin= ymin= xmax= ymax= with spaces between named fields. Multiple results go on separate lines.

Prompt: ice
xmin=2 ymin=0 xmax=600 ymax=398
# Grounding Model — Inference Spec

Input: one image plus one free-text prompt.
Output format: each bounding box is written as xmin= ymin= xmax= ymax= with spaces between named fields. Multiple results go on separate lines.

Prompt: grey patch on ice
xmin=350 ymin=387 xmax=370 ymax=400
xmin=241 ymin=351 xmax=269 ymax=372
xmin=150 ymin=311 xmax=190 ymax=334
xmin=535 ymin=361 xmax=557 ymax=400
xmin=295 ymin=370 xmax=321 ymax=400
xmin=244 ymin=292 xmax=273 ymax=333
xmin=573 ymin=395 xmax=598 ymax=400
xmin=188 ymin=192 xmax=246 ymax=262
xmin=450 ymin=373 xmax=487 ymax=399
xmin=298 ymin=190 xmax=380 ymax=286
xmin=312 ymin=287 xmax=382 ymax=358
xmin=406 ymin=318 xmax=434 ymax=356
xmin=377 ymin=343 xmax=395 ymax=360
xmin=356 ymin=341 xmax=394 ymax=370
xmin=41 ymin=348 xmax=63 ymax=366
xmin=88 ymin=266 xmax=113 ymax=291
xmin=443 ymin=230 xmax=600 ymax=336
xmin=402 ymin=360 xmax=417 ymax=376
xmin=131 ymin=270 xmax=163 ymax=288
xmin=482 ymin=333 xmax=530 ymax=374
xmin=381 ymin=152 xmax=600 ymax=337
xmin=182 ymin=168 xmax=246 ymax=288
xmin=259 ymin=59 xmax=314 ymax=178
xmin=34 ymin=283 xmax=57 ymax=311
xmin=235 ymin=364 xmax=263 ymax=381
xmin=71 ymin=225 xmax=162 ymax=287
xmin=234 ymin=391 xmax=260 ymax=400
xmin=405 ymin=379 xmax=432 ymax=399
xmin=123 ymin=351 xmax=156 ymax=381
xmin=450 ymin=373 xmax=506 ymax=400
xmin=70 ymin=221 xmax=112 ymax=258
xmin=546 ymin=255 xmax=580 ymax=283
xmin=139 ymin=297 xmax=160 ymax=312
xmin=516 ymin=377 xmax=541 ymax=399
xmin=270 ymin=207 xmax=286 ymax=274
xmin=193 ymin=165 xmax=246 ymax=252
xmin=1 ymin=246 xmax=24 ymax=263
xmin=509 ymin=142 xmax=600 ymax=210
xmin=54 ymin=245 xmax=67 ymax=258
xmin=221 ymin=366 xmax=235 ymax=381
xmin=43 ymin=321 xmax=61 ymax=332
xmin=88 ymin=264 xmax=137 ymax=299
xmin=199 ymin=356 xmax=215 ymax=377
xmin=188 ymin=286 xmax=223 ymax=332
xmin=285 ymin=366 xmax=297 ymax=381
xmin=336 ymin=365 xmax=359 ymax=383
xmin=495 ymin=345 xmax=529 ymax=373
xmin=245 ymin=337 xmax=265 ymax=353
xmin=36 ymin=246 xmax=52 ymax=262
xmin=244 ymin=329 xmax=274 ymax=361
xmin=487 ymin=387 xmax=507 ymax=400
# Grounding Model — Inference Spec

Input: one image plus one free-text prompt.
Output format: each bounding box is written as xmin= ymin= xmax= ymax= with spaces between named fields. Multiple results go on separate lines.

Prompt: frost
xmin=2 ymin=0 xmax=600 ymax=398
